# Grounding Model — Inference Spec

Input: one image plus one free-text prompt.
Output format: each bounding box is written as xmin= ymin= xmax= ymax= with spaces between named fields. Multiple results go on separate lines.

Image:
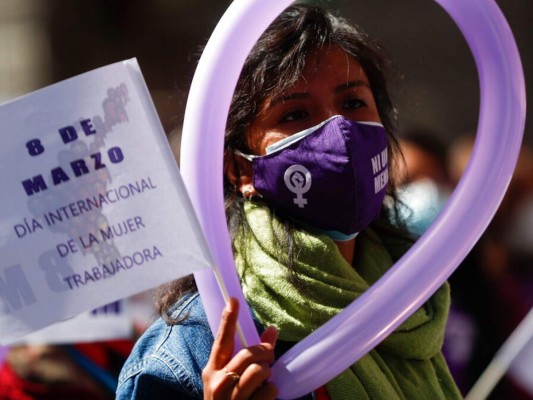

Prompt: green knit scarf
xmin=234 ymin=203 xmax=462 ymax=399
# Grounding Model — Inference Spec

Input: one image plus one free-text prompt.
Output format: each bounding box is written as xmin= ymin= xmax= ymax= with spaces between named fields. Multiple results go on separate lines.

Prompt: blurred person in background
xmin=396 ymin=130 xmax=533 ymax=399
xmin=396 ymin=128 xmax=452 ymax=237
xmin=0 ymin=339 xmax=133 ymax=400
xmin=444 ymin=136 xmax=533 ymax=399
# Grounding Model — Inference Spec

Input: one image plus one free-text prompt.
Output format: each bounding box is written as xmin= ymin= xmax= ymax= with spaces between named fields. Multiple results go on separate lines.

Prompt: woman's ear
xmin=224 ymin=150 xmax=255 ymax=195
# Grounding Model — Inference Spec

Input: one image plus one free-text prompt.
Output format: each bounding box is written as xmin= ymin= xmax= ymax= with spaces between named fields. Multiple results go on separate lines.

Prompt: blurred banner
xmin=12 ymin=300 xmax=131 ymax=345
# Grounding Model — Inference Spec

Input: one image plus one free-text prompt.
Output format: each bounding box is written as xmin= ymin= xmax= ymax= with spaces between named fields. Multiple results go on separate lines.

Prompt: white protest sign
xmin=0 ymin=59 xmax=213 ymax=344
xmin=13 ymin=301 xmax=132 ymax=345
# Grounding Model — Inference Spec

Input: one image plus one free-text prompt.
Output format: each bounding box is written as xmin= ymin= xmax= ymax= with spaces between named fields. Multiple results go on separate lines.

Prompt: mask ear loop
xmin=234 ymin=150 xmax=261 ymax=201
xmin=234 ymin=149 xmax=257 ymax=162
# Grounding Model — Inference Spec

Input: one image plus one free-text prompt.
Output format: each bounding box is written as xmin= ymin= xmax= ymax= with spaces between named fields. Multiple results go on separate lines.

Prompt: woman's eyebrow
xmin=267 ymin=80 xmax=370 ymax=110
xmin=335 ymin=80 xmax=370 ymax=93
xmin=268 ymin=92 xmax=308 ymax=108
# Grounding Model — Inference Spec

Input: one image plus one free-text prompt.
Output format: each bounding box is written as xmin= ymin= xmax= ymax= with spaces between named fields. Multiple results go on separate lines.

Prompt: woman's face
xmin=246 ymin=46 xmax=382 ymax=155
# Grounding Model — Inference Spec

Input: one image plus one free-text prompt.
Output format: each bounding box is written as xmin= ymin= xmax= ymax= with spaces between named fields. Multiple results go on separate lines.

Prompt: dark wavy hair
xmin=157 ymin=4 xmax=406 ymax=320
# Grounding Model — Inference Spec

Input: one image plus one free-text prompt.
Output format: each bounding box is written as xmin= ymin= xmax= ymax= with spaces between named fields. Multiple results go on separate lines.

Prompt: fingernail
xmin=266 ymin=325 xmax=278 ymax=335
xmin=226 ymin=297 xmax=237 ymax=312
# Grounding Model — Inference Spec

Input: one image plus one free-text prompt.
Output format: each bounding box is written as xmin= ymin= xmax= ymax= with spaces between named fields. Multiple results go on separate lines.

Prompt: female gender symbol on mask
xmin=284 ymin=165 xmax=312 ymax=208
xmin=180 ymin=0 xmax=526 ymax=398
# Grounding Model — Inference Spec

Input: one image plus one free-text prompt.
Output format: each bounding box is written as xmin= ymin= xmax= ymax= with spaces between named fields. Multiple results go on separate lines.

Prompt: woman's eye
xmin=343 ymin=98 xmax=366 ymax=110
xmin=280 ymin=109 xmax=309 ymax=123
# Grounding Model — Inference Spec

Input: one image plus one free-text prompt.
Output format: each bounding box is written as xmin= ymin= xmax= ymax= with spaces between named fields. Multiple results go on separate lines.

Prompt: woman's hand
xmin=202 ymin=298 xmax=278 ymax=399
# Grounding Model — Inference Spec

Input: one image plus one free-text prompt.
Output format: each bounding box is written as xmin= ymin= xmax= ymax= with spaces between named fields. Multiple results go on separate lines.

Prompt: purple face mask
xmin=237 ymin=115 xmax=389 ymax=241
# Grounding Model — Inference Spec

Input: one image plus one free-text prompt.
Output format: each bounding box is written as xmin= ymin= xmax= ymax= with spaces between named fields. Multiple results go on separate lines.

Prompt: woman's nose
xmin=314 ymin=106 xmax=341 ymax=124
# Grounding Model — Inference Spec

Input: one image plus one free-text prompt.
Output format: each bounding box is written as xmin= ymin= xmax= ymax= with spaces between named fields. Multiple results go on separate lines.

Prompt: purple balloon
xmin=180 ymin=0 xmax=525 ymax=398
xmin=181 ymin=1 xmax=291 ymax=349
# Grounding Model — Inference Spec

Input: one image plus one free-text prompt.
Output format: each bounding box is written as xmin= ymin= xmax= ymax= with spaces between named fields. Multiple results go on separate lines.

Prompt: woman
xmin=117 ymin=4 xmax=462 ymax=399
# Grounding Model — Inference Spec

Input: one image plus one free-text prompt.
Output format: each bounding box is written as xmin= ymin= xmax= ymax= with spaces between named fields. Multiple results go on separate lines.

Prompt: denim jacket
xmin=116 ymin=292 xmax=314 ymax=399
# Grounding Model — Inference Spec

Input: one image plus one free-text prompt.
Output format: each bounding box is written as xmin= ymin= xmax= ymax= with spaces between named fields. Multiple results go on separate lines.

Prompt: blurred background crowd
xmin=0 ymin=0 xmax=531 ymax=399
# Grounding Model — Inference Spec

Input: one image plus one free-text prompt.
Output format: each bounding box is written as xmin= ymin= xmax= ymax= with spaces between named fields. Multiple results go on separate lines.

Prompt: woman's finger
xmin=224 ymin=325 xmax=278 ymax=378
xmin=223 ymin=342 xmax=275 ymax=377
xmin=208 ymin=298 xmax=239 ymax=369
xmin=202 ymin=367 xmax=241 ymax=399
xmin=231 ymin=362 xmax=271 ymax=400
xmin=260 ymin=325 xmax=278 ymax=347
xmin=249 ymin=382 xmax=278 ymax=400
xmin=203 ymin=303 xmax=279 ymax=399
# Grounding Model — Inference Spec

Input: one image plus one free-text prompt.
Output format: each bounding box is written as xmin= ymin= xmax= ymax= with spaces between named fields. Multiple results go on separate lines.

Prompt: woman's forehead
xmin=268 ymin=47 xmax=368 ymax=101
